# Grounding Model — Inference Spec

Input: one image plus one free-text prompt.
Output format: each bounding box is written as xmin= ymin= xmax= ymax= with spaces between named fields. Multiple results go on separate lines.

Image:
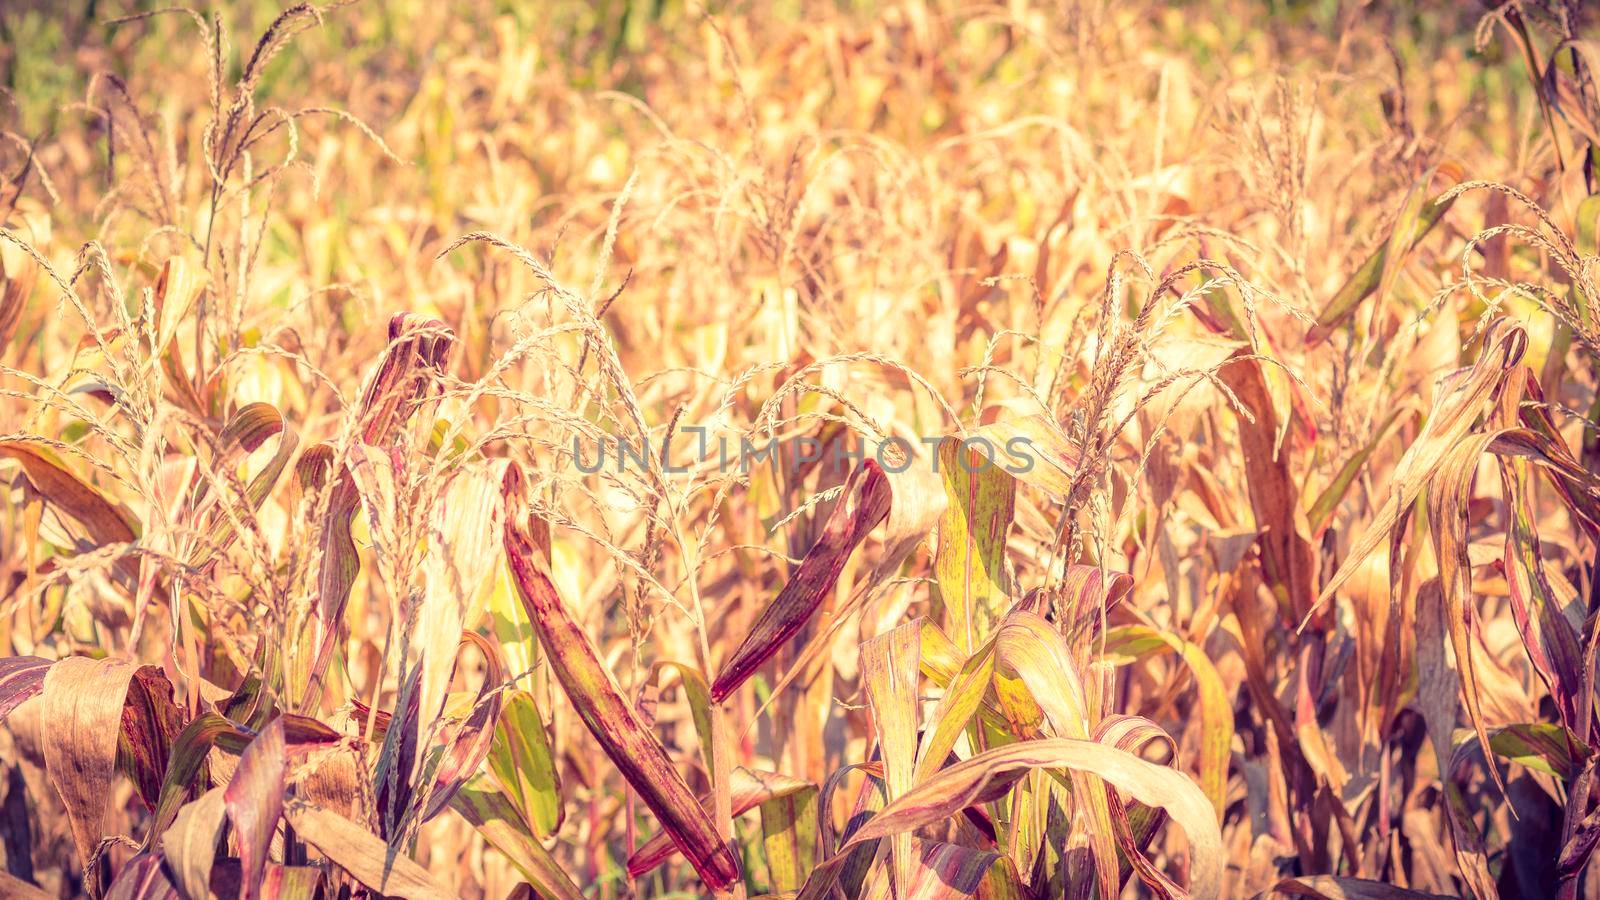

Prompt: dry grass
xmin=1 ymin=0 xmax=1598 ymax=897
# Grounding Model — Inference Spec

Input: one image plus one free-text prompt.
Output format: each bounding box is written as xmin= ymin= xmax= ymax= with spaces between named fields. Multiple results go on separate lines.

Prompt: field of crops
xmin=1 ymin=1 xmax=1597 ymax=897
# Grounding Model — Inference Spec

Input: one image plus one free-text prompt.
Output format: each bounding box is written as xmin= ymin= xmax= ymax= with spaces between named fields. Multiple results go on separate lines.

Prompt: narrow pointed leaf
xmin=489 ymin=688 xmax=563 ymax=838
xmin=712 ymin=461 xmax=892 ymax=701
xmin=501 ymin=462 xmax=740 ymax=888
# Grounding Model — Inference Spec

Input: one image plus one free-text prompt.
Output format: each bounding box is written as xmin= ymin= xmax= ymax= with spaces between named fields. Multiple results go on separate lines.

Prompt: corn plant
xmin=2 ymin=1 xmax=1600 ymax=898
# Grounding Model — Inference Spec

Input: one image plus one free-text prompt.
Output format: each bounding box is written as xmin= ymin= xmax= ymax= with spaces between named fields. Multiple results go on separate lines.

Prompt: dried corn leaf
xmin=284 ymin=799 xmax=454 ymax=899
xmin=712 ymin=461 xmax=892 ymax=701
xmin=501 ymin=462 xmax=740 ymax=888
xmin=162 ymin=786 xmax=226 ymax=900
xmin=41 ymin=657 xmax=171 ymax=866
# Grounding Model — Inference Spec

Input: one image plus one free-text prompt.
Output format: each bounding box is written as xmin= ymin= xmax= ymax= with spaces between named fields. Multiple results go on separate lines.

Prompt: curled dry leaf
xmin=41 ymin=657 xmax=177 ymax=867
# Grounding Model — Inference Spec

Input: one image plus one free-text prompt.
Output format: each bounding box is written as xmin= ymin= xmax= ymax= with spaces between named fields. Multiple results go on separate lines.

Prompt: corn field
xmin=1 ymin=1 xmax=1598 ymax=897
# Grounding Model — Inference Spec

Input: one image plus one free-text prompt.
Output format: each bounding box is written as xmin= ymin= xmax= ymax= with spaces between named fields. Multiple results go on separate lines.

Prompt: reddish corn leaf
xmin=711 ymin=460 xmax=892 ymax=702
xmin=501 ymin=462 xmax=741 ymax=889
xmin=0 ymin=655 xmax=51 ymax=721
xmin=186 ymin=402 xmax=300 ymax=569
xmin=627 ymin=767 xmax=814 ymax=878
xmin=1214 ymin=349 xmax=1318 ymax=623
xmin=1097 ymin=716 xmax=1180 ymax=898
xmin=0 ymin=440 xmax=141 ymax=582
xmin=416 ymin=631 xmax=509 ymax=824
xmin=1486 ymin=722 xmax=1590 ymax=780
xmin=145 ymin=713 xmax=250 ymax=848
xmin=1023 ymin=563 xmax=1134 ymax=638
xmin=0 ymin=441 xmax=139 ymax=546
xmin=742 ymin=456 xmax=947 ymax=733
xmin=1428 ymin=430 xmax=1509 ymax=793
xmin=354 ymin=314 xmax=455 ymax=446
xmin=1496 ymin=445 xmax=1584 ymax=728
xmin=162 ymin=713 xmax=337 ymax=896
xmin=119 ymin=666 xmax=184 ymax=812
xmin=223 ymin=717 xmax=287 ymax=900
xmin=105 ymin=852 xmax=179 ymax=900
